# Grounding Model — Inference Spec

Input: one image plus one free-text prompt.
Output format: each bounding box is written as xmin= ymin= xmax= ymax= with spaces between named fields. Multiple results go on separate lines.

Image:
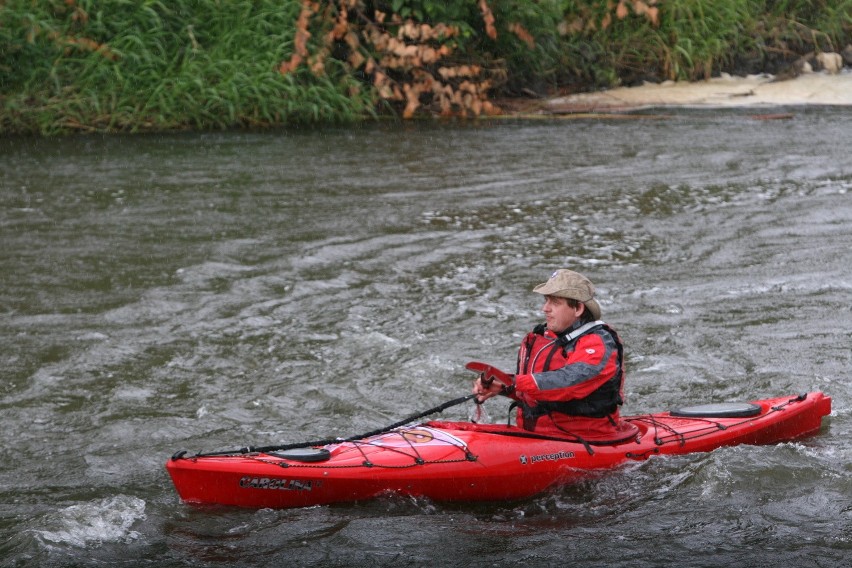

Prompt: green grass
xmin=0 ymin=0 xmax=374 ymax=134
xmin=1 ymin=0 xmax=849 ymax=134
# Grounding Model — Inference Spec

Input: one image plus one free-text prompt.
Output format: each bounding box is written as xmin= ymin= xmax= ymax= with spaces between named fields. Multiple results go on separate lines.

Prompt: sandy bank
xmin=542 ymin=71 xmax=852 ymax=113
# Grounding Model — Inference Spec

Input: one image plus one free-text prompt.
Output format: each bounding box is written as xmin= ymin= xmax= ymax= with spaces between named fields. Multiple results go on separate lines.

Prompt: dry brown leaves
xmin=279 ymin=0 xmax=506 ymax=119
xmin=562 ymin=0 xmax=660 ymax=34
xmin=509 ymin=23 xmax=535 ymax=49
xmin=279 ymin=1 xmax=319 ymax=74
xmin=479 ymin=0 xmax=497 ymax=40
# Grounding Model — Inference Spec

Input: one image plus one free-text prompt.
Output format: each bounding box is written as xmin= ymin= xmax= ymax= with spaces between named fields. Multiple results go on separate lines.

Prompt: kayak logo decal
xmin=239 ymin=476 xmax=318 ymax=491
xmin=401 ymin=429 xmax=435 ymax=443
xmin=527 ymin=450 xmax=575 ymax=464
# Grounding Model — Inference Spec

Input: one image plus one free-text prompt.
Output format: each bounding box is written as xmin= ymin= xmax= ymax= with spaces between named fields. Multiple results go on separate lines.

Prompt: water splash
xmin=34 ymin=495 xmax=146 ymax=549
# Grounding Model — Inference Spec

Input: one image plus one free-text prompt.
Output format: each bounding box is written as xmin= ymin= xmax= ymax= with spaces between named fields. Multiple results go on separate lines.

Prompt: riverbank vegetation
xmin=2 ymin=0 xmax=850 ymax=135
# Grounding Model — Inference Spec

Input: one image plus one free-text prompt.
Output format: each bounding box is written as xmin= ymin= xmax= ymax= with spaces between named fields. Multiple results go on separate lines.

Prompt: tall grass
xmin=1 ymin=0 xmax=373 ymax=134
xmin=550 ymin=0 xmax=851 ymax=89
xmin=1 ymin=0 xmax=850 ymax=134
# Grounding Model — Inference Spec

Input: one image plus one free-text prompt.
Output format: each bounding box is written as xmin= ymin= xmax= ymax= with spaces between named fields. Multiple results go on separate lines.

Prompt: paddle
xmin=181 ymin=393 xmax=478 ymax=459
xmin=465 ymin=361 xmax=515 ymax=389
xmin=465 ymin=361 xmax=516 ymax=423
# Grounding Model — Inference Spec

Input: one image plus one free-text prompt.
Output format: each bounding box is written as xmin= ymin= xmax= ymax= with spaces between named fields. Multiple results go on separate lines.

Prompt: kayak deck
xmin=166 ymin=392 xmax=831 ymax=509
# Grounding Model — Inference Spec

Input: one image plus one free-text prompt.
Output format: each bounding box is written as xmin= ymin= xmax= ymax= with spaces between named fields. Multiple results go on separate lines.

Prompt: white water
xmin=34 ymin=496 xmax=146 ymax=549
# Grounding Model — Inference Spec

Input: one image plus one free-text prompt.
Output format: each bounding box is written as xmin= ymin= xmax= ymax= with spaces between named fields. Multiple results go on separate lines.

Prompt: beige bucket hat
xmin=532 ymin=269 xmax=602 ymax=320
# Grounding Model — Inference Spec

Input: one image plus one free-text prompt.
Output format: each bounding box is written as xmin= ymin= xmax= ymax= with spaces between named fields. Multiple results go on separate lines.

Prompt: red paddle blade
xmin=465 ymin=361 xmax=513 ymax=387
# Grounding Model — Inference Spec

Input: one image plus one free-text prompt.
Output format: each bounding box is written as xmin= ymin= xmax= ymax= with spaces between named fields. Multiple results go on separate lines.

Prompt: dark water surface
xmin=1 ymin=110 xmax=850 ymax=567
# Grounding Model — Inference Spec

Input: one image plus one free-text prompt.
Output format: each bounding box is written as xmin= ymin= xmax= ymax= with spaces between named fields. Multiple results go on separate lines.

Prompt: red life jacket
xmin=514 ymin=321 xmax=625 ymax=431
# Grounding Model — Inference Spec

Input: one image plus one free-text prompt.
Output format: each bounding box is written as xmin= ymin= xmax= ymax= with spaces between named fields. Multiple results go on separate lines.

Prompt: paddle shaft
xmin=190 ymin=393 xmax=478 ymax=457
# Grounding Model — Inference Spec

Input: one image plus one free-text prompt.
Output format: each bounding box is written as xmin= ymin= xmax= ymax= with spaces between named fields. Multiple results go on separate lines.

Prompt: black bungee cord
xmin=174 ymin=393 xmax=477 ymax=460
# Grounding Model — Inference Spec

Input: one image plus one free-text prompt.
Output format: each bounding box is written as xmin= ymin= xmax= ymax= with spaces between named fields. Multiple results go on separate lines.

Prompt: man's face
xmin=541 ymin=295 xmax=584 ymax=333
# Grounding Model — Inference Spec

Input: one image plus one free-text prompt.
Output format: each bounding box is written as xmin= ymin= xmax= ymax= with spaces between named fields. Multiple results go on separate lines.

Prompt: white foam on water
xmin=34 ymin=495 xmax=146 ymax=549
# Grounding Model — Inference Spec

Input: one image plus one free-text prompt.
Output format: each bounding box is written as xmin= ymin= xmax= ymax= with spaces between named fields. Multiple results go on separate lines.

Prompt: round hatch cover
xmin=267 ymin=448 xmax=331 ymax=462
xmin=670 ymin=402 xmax=761 ymax=418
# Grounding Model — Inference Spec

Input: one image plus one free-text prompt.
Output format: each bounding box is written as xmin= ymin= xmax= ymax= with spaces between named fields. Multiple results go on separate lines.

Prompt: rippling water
xmin=1 ymin=109 xmax=850 ymax=567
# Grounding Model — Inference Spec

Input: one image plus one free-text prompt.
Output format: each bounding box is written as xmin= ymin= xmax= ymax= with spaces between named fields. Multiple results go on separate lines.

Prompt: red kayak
xmin=166 ymin=391 xmax=831 ymax=509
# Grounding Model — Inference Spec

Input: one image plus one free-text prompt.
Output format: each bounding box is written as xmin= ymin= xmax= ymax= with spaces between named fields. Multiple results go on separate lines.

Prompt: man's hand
xmin=466 ymin=361 xmax=515 ymax=403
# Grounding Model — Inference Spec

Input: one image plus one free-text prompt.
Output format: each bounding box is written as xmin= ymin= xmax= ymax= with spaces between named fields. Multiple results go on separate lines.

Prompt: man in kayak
xmin=472 ymin=269 xmax=636 ymax=443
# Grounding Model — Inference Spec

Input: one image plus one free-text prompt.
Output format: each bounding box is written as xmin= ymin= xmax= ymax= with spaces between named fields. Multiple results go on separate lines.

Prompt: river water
xmin=1 ymin=109 xmax=850 ymax=567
